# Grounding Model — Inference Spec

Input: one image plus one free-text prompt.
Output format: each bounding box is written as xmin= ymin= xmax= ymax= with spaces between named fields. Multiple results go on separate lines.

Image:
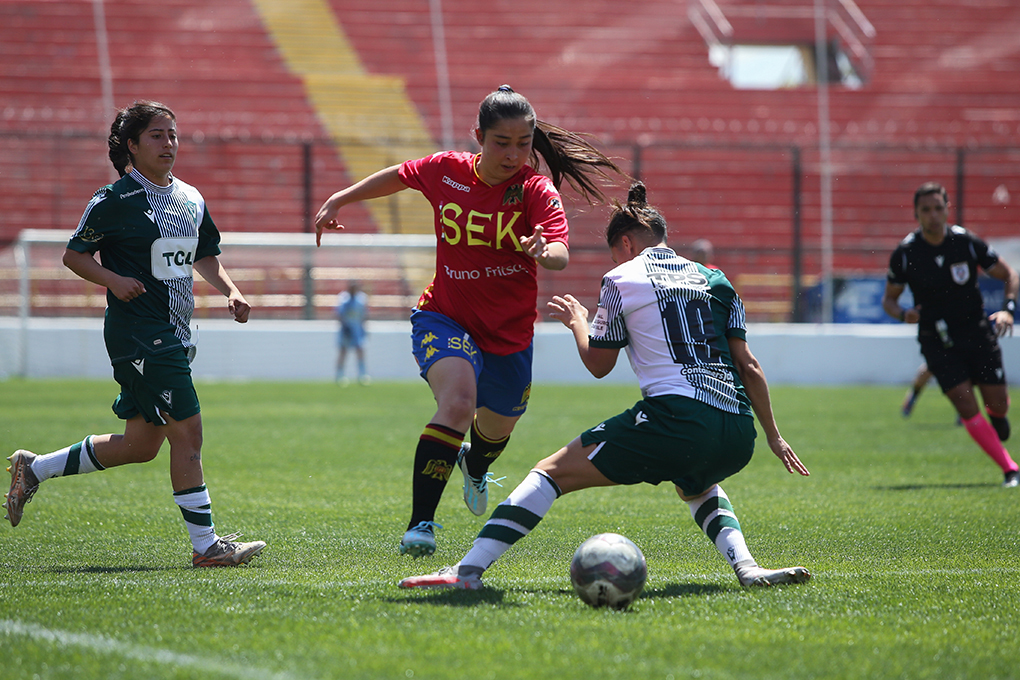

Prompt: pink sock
xmin=962 ymin=414 xmax=1019 ymax=473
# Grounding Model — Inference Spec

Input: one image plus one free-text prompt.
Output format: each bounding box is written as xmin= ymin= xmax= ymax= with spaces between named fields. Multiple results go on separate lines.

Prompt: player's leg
xmin=945 ymin=380 xmax=1017 ymax=481
xmin=399 ymin=437 xmax=611 ymax=589
xmin=679 ymin=484 xmax=810 ymax=587
xmin=403 ymin=311 xmax=483 ymax=556
xmin=974 ymin=383 xmax=1018 ymax=485
xmin=162 ymin=412 xmax=266 ymax=567
xmin=902 ymin=362 xmax=932 ymax=417
xmin=400 ymin=355 xmax=476 ymax=556
xmin=5 ymin=402 xmax=166 ymax=528
xmin=978 ymin=382 xmax=1011 ymax=441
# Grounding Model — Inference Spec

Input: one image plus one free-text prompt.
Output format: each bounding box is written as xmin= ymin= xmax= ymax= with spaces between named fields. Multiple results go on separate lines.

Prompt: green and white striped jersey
xmin=68 ymin=170 xmax=222 ymax=363
xmin=589 ymin=246 xmax=752 ymax=416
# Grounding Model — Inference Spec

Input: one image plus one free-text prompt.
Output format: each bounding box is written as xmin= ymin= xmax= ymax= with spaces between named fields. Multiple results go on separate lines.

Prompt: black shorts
xmin=919 ymin=322 xmax=1005 ymax=392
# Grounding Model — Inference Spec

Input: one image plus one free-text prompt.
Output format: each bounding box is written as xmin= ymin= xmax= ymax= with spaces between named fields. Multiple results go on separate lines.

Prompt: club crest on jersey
xmin=502 ymin=184 xmax=524 ymax=206
xmin=76 ymin=227 xmax=103 ymax=244
xmin=950 ymin=262 xmax=969 ymax=285
xmin=548 ymin=196 xmax=561 ymax=210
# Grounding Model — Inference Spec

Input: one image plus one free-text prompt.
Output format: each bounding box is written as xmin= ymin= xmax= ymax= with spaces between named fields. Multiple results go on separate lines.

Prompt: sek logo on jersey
xmin=151 ymin=237 xmax=199 ymax=281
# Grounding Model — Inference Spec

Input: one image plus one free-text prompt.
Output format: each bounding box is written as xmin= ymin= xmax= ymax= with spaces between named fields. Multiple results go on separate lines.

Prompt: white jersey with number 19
xmin=588 ymin=246 xmax=752 ymax=416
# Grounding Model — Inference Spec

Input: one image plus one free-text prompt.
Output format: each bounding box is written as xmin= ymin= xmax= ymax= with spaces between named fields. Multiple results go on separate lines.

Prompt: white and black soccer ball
xmin=569 ymin=532 xmax=647 ymax=610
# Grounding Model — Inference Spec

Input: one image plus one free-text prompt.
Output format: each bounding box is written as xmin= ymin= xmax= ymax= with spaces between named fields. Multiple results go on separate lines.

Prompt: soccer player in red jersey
xmin=315 ymin=85 xmax=628 ymax=556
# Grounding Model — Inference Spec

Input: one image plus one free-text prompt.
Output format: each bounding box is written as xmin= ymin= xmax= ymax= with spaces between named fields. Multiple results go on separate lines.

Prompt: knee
xmin=437 ymin=393 xmax=476 ymax=428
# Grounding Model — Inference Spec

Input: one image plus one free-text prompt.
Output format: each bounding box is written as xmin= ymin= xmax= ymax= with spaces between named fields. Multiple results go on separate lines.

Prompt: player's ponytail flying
xmin=478 ymin=85 xmax=629 ymax=205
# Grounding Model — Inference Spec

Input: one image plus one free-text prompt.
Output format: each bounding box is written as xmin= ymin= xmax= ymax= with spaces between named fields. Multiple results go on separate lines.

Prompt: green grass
xmin=1 ymin=379 xmax=1018 ymax=680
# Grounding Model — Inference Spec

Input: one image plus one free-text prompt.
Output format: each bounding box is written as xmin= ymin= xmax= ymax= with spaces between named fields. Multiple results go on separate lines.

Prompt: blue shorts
xmin=338 ymin=324 xmax=366 ymax=349
xmin=410 ymin=309 xmax=532 ymax=417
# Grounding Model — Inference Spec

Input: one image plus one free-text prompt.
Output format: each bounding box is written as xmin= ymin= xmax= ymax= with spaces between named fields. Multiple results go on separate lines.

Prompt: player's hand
xmin=109 ymin=276 xmax=146 ymax=302
xmin=547 ymin=294 xmax=589 ymax=330
xmin=902 ymin=306 xmax=921 ymax=324
xmin=313 ymin=197 xmax=346 ymax=247
xmin=990 ymin=310 xmax=1014 ymax=337
xmin=522 ymin=225 xmax=549 ymax=260
xmin=768 ymin=436 xmax=810 ymax=476
xmin=228 ymin=293 xmax=251 ymax=323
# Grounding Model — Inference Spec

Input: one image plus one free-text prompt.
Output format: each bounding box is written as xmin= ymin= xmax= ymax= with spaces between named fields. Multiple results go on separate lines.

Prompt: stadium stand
xmin=2 ymin=0 xmax=1020 ymax=321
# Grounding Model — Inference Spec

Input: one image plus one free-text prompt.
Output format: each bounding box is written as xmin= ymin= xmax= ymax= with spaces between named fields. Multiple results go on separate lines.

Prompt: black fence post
xmin=791 ymin=145 xmax=803 ymax=322
xmin=303 ymin=141 xmax=314 ymax=320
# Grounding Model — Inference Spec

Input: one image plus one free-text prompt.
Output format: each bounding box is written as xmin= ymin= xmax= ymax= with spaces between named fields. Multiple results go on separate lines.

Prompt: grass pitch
xmin=1 ymin=379 xmax=1018 ymax=680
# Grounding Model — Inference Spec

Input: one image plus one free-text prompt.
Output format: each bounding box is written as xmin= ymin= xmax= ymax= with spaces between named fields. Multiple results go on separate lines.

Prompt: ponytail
xmin=604 ymin=182 xmax=668 ymax=246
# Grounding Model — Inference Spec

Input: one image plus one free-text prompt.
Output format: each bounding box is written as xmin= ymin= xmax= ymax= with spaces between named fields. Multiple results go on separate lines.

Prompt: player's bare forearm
xmin=194 ymin=255 xmax=251 ymax=323
xmin=547 ymin=294 xmax=618 ymax=378
xmin=729 ymin=337 xmax=809 ymax=476
xmin=62 ymin=248 xmax=145 ymax=302
xmin=314 ymin=165 xmax=407 ymax=246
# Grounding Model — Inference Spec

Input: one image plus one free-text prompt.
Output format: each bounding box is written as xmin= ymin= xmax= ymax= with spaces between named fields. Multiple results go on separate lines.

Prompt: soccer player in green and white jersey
xmin=400 ymin=182 xmax=811 ymax=591
xmin=4 ymin=100 xmax=265 ymax=567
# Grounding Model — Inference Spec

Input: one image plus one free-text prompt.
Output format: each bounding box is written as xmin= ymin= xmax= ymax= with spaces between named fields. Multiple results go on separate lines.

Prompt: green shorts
xmin=111 ymin=348 xmax=201 ymax=425
xmin=579 ymin=395 xmax=756 ymax=497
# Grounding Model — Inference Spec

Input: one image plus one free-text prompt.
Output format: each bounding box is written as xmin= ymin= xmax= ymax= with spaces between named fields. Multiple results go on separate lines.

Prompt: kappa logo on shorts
xmin=634 ymin=411 xmax=649 ymax=426
xmin=421 ymin=332 xmax=438 ymax=346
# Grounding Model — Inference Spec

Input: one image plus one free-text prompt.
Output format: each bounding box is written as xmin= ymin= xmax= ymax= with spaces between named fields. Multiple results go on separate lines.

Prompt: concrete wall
xmin=6 ymin=316 xmax=1019 ymax=385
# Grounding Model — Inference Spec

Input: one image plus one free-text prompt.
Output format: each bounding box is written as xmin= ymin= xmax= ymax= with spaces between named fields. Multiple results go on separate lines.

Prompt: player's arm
xmin=194 ymin=255 xmax=250 ymax=323
xmin=314 ymin=165 xmax=408 ymax=246
xmin=62 ymin=248 xmax=146 ymax=303
xmin=522 ymin=225 xmax=569 ymax=271
xmin=547 ymin=294 xmax=619 ymax=378
xmin=986 ymin=259 xmax=1019 ymax=337
xmin=882 ymin=280 xmax=918 ymax=323
xmin=728 ymin=336 xmax=809 ymax=476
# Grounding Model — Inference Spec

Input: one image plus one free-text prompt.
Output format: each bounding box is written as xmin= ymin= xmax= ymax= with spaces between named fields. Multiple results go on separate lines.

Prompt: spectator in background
xmin=883 ymin=181 xmax=1020 ymax=487
xmin=691 ymin=238 xmax=717 ymax=269
xmin=335 ymin=281 xmax=370 ymax=385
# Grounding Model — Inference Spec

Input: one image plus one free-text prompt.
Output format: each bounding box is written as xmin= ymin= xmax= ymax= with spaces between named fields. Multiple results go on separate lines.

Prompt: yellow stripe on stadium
xmin=250 ymin=0 xmax=437 ymax=234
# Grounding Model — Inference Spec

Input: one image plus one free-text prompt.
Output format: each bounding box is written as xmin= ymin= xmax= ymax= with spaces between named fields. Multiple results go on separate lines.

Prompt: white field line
xmin=0 ymin=619 xmax=307 ymax=680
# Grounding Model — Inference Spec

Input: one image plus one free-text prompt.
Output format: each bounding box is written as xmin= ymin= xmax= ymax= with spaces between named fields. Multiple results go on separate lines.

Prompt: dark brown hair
xmin=913 ymin=181 xmax=949 ymax=210
xmin=107 ymin=100 xmax=176 ymax=177
xmin=604 ymin=182 xmax=667 ymax=247
xmin=477 ymin=85 xmax=629 ymax=205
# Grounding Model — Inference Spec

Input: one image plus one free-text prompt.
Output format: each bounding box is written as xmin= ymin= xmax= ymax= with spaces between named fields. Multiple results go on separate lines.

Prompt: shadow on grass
xmin=390 ymin=582 xmax=725 ymax=608
xmin=876 ymin=482 xmax=998 ymax=491
xmin=41 ymin=565 xmax=173 ymax=574
xmin=386 ymin=588 xmax=515 ymax=607
xmin=640 ymin=582 xmax=727 ymax=599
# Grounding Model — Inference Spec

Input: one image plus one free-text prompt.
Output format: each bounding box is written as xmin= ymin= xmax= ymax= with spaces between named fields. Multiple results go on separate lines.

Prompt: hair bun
xmin=497 ymin=84 xmax=515 ymax=93
xmin=627 ymin=182 xmax=647 ymax=207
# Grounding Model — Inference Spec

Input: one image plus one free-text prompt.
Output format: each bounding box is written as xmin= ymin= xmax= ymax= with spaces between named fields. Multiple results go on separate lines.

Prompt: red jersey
xmin=399 ymin=151 xmax=568 ymax=355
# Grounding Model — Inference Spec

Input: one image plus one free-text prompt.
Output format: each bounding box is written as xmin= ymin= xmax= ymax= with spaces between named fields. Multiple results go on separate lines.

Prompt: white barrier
xmin=5 ymin=316 xmax=1018 ymax=385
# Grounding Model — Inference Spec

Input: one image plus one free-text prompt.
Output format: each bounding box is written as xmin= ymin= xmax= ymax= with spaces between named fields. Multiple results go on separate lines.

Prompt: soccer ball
xmin=569 ymin=533 xmax=647 ymax=610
